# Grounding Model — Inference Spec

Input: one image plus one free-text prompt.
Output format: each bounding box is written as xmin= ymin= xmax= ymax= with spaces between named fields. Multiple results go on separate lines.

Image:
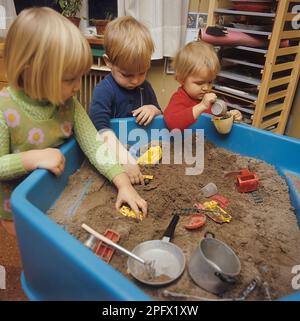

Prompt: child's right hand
xmin=122 ymin=163 xmax=144 ymax=185
xmin=202 ymin=92 xmax=217 ymax=109
xmin=132 ymin=105 xmax=161 ymax=126
xmin=113 ymin=173 xmax=147 ymax=218
xmin=21 ymin=148 xmax=65 ymax=176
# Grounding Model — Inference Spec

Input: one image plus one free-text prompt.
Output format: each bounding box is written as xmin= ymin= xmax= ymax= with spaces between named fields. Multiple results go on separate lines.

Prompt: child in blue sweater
xmin=89 ymin=16 xmax=161 ymax=185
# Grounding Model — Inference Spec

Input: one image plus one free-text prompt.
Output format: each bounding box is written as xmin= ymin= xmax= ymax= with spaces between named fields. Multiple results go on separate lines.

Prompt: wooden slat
xmin=260 ymin=116 xmax=281 ymax=129
xmin=252 ymin=0 xmax=289 ymax=127
xmin=207 ymin=0 xmax=218 ymax=26
xmin=271 ymin=61 xmax=294 ymax=72
xmin=269 ymin=76 xmax=291 ymax=88
xmin=277 ymin=45 xmax=299 ymax=56
xmin=266 ymin=90 xmax=287 ymax=103
xmin=280 ymin=30 xmax=300 ymax=39
xmin=285 ymin=12 xmax=300 ymax=21
xmin=277 ymin=50 xmax=300 ymax=132
xmin=262 ymin=104 xmax=284 ymax=117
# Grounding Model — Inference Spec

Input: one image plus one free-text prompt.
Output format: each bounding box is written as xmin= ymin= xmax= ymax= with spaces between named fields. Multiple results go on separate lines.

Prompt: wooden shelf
xmin=214 ymin=8 xmax=275 ymax=18
xmin=86 ymin=36 xmax=104 ymax=46
xmin=235 ymin=46 xmax=267 ymax=54
xmin=208 ymin=0 xmax=300 ymax=134
xmin=213 ymin=84 xmax=258 ymax=101
xmin=91 ymin=65 xmax=110 ymax=72
xmin=222 ymin=57 xmax=264 ymax=69
xmin=226 ymin=102 xmax=255 ymax=115
xmin=218 ymin=70 xmax=261 ymax=86
xmin=220 ymin=26 xmax=272 ymax=36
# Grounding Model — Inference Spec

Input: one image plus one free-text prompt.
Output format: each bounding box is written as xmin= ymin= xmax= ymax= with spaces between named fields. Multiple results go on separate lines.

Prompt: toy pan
xmin=11 ymin=115 xmax=300 ymax=300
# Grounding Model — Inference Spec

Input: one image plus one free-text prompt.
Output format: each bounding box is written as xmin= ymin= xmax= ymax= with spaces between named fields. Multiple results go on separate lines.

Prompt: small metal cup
xmin=212 ymin=99 xmax=227 ymax=116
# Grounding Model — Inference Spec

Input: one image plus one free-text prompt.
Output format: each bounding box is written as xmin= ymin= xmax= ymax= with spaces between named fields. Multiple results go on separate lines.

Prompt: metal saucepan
xmin=188 ymin=232 xmax=241 ymax=295
xmin=127 ymin=214 xmax=186 ymax=286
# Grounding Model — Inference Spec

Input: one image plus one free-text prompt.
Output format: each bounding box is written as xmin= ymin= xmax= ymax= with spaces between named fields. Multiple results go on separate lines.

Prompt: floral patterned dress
xmin=0 ymin=87 xmax=123 ymax=220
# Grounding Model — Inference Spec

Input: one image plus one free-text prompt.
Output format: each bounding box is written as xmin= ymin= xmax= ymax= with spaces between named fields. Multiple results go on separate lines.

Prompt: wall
xmin=189 ymin=0 xmax=209 ymax=12
xmin=147 ymin=0 xmax=210 ymax=110
xmin=146 ymin=60 xmax=178 ymax=110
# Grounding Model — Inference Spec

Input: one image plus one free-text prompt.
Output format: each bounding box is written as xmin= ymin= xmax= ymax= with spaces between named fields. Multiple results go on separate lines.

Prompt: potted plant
xmin=84 ymin=12 xmax=114 ymax=36
xmin=54 ymin=0 xmax=83 ymax=27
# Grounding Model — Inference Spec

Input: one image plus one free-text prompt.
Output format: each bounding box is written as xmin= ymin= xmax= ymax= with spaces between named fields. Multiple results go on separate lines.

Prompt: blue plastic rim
xmin=11 ymin=114 xmax=300 ymax=301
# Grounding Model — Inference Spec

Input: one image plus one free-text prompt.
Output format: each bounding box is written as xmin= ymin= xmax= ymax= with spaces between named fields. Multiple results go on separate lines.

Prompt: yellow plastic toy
xmin=203 ymin=200 xmax=232 ymax=223
xmin=143 ymin=175 xmax=154 ymax=180
xmin=137 ymin=146 xmax=162 ymax=165
xmin=119 ymin=205 xmax=144 ymax=221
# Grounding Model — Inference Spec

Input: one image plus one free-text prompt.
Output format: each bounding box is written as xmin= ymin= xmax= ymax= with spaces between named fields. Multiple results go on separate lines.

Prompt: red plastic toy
xmin=94 ymin=229 xmax=120 ymax=263
xmin=236 ymin=169 xmax=259 ymax=193
xmin=184 ymin=214 xmax=207 ymax=230
xmin=210 ymin=195 xmax=229 ymax=208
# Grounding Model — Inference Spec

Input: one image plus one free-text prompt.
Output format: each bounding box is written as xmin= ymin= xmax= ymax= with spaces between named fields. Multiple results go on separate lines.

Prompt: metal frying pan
xmin=127 ymin=214 xmax=185 ymax=286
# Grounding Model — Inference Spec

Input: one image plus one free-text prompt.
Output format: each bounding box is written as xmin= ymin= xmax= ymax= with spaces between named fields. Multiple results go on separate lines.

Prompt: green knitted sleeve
xmin=73 ymin=99 xmax=124 ymax=181
xmin=0 ymin=112 xmax=27 ymax=180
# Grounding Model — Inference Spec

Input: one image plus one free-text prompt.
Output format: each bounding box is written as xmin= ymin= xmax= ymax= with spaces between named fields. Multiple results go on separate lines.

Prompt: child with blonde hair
xmin=164 ymin=41 xmax=242 ymax=130
xmin=89 ymin=16 xmax=162 ymax=185
xmin=0 ymin=7 xmax=147 ymax=235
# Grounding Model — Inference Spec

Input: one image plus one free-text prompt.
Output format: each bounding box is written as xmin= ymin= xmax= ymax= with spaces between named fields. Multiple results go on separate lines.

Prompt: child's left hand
xmin=132 ymin=105 xmax=161 ymax=126
xmin=228 ymin=109 xmax=243 ymax=122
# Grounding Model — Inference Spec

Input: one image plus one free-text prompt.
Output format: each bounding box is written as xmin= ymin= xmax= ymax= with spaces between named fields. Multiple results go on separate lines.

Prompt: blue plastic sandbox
xmin=11 ymin=114 xmax=300 ymax=300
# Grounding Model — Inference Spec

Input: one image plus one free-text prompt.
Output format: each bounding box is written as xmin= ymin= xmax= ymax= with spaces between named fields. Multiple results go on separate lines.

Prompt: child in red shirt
xmin=164 ymin=41 xmax=242 ymax=130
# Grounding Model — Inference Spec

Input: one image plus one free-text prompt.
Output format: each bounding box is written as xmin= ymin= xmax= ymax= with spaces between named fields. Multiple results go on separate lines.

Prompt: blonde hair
xmin=4 ymin=7 xmax=92 ymax=105
xmin=104 ymin=16 xmax=154 ymax=73
xmin=174 ymin=41 xmax=220 ymax=83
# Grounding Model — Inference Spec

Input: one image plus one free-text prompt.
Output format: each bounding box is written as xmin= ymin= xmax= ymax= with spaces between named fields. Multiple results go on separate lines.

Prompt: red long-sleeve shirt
xmin=164 ymin=87 xmax=211 ymax=131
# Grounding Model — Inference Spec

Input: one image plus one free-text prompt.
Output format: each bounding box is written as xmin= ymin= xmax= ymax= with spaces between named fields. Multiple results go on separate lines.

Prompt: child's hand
xmin=113 ymin=173 xmax=148 ymax=217
xmin=21 ymin=148 xmax=65 ymax=176
xmin=202 ymin=93 xmax=217 ymax=109
xmin=228 ymin=109 xmax=243 ymax=122
xmin=116 ymin=184 xmax=147 ymax=219
xmin=122 ymin=163 xmax=144 ymax=185
xmin=132 ymin=105 xmax=161 ymax=126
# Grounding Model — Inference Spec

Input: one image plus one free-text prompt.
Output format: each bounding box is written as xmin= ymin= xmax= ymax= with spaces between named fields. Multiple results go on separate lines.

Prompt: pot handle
xmin=215 ymin=272 xmax=236 ymax=285
xmin=204 ymin=231 xmax=215 ymax=239
xmin=163 ymin=214 xmax=180 ymax=241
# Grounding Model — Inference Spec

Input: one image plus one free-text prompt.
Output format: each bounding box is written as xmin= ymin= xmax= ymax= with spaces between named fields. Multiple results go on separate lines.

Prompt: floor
xmin=0 ymin=224 xmax=27 ymax=301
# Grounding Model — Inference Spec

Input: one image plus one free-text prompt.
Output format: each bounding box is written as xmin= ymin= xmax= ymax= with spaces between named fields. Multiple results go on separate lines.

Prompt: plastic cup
xmin=200 ymin=182 xmax=218 ymax=197
xmin=213 ymin=114 xmax=234 ymax=134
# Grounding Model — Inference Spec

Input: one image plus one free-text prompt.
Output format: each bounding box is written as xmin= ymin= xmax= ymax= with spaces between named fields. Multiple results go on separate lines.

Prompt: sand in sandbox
xmin=48 ymin=141 xmax=300 ymax=301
